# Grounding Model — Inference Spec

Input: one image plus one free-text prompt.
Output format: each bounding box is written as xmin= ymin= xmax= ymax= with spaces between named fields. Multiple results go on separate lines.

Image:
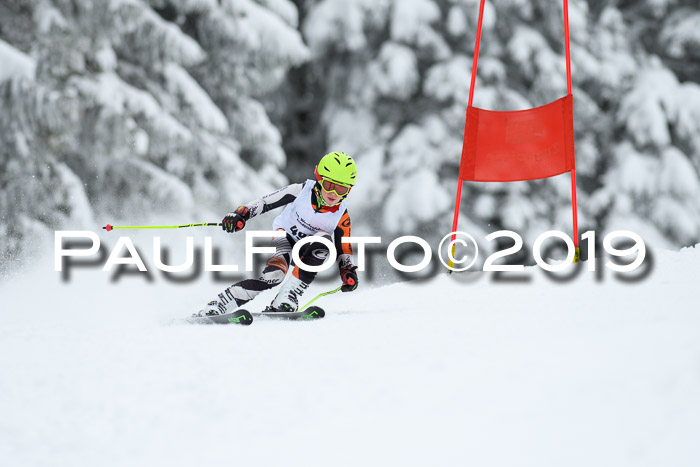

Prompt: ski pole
xmin=102 ymin=223 xmax=221 ymax=231
xmin=298 ymin=286 xmax=342 ymax=312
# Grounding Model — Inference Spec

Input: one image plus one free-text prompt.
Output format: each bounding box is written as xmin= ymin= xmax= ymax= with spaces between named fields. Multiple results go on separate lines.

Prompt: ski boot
xmin=262 ymin=303 xmax=296 ymax=313
xmin=194 ymin=300 xmax=227 ymax=317
xmin=264 ymin=276 xmax=310 ymax=313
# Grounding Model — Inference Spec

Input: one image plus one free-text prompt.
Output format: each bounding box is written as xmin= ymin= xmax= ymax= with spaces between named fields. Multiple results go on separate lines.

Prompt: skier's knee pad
xmin=295 ymin=236 xmax=332 ymax=283
xmin=298 ymin=238 xmax=332 ymax=268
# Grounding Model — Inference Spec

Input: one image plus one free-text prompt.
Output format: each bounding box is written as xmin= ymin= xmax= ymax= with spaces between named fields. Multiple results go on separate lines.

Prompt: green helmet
xmin=315 ymin=152 xmax=357 ymax=187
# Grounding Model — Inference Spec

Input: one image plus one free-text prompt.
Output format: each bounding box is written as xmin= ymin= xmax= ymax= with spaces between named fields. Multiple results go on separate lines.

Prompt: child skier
xmin=196 ymin=151 xmax=359 ymax=316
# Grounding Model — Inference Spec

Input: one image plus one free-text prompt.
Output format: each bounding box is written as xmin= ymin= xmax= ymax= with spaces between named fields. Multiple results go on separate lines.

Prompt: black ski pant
xmin=216 ymin=231 xmax=332 ymax=309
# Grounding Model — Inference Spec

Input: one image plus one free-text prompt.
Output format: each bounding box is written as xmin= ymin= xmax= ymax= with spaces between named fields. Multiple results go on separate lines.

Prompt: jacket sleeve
xmin=334 ymin=209 xmax=354 ymax=269
xmin=241 ymin=183 xmax=304 ymax=220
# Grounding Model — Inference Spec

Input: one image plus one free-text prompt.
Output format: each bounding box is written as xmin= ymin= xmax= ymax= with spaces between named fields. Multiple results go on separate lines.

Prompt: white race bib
xmin=272 ymin=180 xmax=347 ymax=241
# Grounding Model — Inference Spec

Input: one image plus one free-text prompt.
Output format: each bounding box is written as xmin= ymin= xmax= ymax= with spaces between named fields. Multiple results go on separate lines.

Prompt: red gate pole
xmin=563 ymin=0 xmax=580 ymax=262
xmin=449 ymin=0 xmax=486 ymax=269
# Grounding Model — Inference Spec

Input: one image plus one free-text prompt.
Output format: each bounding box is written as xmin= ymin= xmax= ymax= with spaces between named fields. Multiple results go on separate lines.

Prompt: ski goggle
xmin=320 ymin=178 xmax=351 ymax=196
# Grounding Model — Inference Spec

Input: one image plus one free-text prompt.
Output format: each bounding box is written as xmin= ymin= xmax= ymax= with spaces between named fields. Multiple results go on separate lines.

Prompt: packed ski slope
xmin=1 ymin=245 xmax=699 ymax=467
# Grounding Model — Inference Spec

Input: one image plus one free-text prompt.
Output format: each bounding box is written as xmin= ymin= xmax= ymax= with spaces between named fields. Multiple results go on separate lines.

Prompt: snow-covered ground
xmin=1 ymin=244 xmax=699 ymax=467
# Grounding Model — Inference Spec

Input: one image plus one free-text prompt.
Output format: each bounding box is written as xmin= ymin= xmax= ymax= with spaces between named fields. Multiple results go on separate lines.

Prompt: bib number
xmin=290 ymin=225 xmax=308 ymax=240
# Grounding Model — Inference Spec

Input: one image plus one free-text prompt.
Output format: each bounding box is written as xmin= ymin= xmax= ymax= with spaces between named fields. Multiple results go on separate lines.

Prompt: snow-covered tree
xmin=2 ymin=0 xmax=699 ymax=278
xmin=0 ymin=0 xmax=309 ymax=274
xmin=283 ymin=0 xmax=700 ymax=253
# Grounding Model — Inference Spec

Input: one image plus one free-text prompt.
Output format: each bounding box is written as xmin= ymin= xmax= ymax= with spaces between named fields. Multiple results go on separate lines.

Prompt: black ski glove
xmin=222 ymin=206 xmax=250 ymax=233
xmin=340 ymin=264 xmax=358 ymax=292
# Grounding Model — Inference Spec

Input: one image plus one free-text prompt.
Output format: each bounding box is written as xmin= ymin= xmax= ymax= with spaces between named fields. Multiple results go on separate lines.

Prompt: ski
xmin=252 ymin=306 xmax=325 ymax=321
xmin=186 ymin=308 xmax=253 ymax=325
xmin=184 ymin=306 xmax=324 ymax=325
